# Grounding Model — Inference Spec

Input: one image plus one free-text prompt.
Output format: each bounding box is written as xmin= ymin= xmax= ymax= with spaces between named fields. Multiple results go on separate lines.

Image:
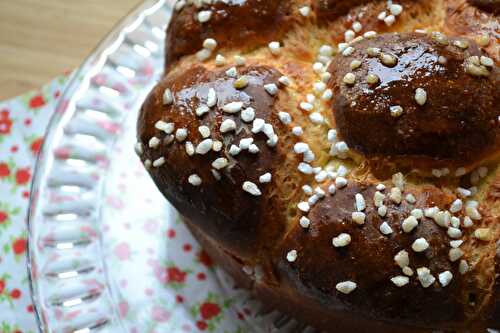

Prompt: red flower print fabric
xmin=0 ymin=74 xmax=70 ymax=333
xmin=0 ymin=110 xmax=13 ymax=136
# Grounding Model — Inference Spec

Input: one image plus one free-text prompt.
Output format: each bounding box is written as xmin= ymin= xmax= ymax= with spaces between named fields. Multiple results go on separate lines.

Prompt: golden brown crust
xmin=137 ymin=0 xmax=500 ymax=331
xmin=482 ymin=175 xmax=500 ymax=328
xmin=315 ymin=0 xmax=445 ymax=44
xmin=315 ymin=0 xmax=433 ymax=24
xmin=489 ymin=243 xmax=500 ymax=327
xmin=315 ymin=0 xmax=378 ymax=20
xmin=137 ymin=64 xmax=295 ymax=256
xmin=328 ymin=32 xmax=500 ymax=165
xmin=184 ymin=216 xmax=430 ymax=333
xmin=445 ymin=0 xmax=500 ymax=61
xmin=278 ymin=181 xmax=467 ymax=329
xmin=165 ymin=0 xmax=296 ymax=72
xmin=468 ymin=0 xmax=500 ymax=13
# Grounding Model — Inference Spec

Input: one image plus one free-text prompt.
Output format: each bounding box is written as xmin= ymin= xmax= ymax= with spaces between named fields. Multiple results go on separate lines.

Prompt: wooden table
xmin=0 ymin=0 xmax=143 ymax=100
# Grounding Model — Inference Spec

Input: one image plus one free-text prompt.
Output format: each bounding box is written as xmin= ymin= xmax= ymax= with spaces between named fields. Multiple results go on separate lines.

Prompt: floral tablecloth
xmin=0 ymin=74 xmax=71 ymax=333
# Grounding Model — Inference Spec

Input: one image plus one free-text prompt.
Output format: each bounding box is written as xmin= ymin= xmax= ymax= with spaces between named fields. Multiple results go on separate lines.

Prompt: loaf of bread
xmin=136 ymin=0 xmax=500 ymax=331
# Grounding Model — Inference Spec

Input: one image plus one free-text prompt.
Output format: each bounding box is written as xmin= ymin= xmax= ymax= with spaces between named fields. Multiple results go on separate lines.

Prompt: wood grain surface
xmin=0 ymin=0 xmax=143 ymax=100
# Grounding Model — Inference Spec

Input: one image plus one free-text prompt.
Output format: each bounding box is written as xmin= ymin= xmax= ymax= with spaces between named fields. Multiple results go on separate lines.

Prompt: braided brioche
xmin=136 ymin=0 xmax=500 ymax=331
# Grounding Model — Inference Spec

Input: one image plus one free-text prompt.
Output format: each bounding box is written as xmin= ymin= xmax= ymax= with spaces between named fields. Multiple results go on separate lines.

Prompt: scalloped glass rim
xmin=27 ymin=1 xmax=168 ymax=332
